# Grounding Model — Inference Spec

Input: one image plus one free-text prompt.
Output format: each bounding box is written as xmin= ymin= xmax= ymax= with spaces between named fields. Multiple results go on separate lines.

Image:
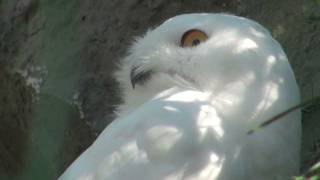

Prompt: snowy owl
xmin=59 ymin=13 xmax=301 ymax=180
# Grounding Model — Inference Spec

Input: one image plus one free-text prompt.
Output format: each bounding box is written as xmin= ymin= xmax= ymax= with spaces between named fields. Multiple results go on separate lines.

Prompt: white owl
xmin=59 ymin=13 xmax=301 ymax=180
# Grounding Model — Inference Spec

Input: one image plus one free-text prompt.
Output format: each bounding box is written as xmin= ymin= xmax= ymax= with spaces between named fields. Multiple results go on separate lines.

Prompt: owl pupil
xmin=192 ymin=39 xmax=200 ymax=46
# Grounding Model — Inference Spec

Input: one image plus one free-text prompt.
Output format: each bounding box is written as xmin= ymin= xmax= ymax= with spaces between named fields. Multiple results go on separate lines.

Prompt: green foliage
xmin=314 ymin=0 xmax=320 ymax=7
xmin=248 ymin=97 xmax=320 ymax=135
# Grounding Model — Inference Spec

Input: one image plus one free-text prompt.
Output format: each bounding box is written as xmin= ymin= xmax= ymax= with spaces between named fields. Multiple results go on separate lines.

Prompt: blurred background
xmin=0 ymin=0 xmax=319 ymax=179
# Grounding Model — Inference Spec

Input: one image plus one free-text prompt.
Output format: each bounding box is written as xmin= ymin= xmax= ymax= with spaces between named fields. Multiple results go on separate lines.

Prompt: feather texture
xmin=59 ymin=13 xmax=301 ymax=180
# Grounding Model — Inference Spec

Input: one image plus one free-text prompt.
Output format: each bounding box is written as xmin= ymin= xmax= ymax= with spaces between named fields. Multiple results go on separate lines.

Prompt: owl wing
xmin=58 ymin=87 xmax=300 ymax=180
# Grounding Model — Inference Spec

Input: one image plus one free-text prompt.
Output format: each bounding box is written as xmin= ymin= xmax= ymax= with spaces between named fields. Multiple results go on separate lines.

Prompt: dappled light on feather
xmin=59 ymin=13 xmax=301 ymax=180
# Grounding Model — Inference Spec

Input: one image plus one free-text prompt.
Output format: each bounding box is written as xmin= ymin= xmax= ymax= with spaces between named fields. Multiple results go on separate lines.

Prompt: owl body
xmin=59 ymin=13 xmax=301 ymax=180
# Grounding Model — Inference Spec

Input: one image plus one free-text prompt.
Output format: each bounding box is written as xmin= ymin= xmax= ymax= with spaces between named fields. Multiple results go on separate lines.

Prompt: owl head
xmin=115 ymin=13 xmax=299 ymax=115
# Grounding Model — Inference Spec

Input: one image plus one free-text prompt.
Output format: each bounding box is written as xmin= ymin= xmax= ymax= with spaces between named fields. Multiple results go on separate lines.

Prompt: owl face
xmin=115 ymin=13 xmax=298 ymax=114
xmin=125 ymin=14 xmax=281 ymax=88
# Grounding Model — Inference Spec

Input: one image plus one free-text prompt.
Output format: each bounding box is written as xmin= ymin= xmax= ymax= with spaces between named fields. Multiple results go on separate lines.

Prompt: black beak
xmin=130 ymin=66 xmax=153 ymax=89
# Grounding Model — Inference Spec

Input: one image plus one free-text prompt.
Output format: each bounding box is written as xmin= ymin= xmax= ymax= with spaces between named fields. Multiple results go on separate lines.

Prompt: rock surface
xmin=0 ymin=0 xmax=319 ymax=179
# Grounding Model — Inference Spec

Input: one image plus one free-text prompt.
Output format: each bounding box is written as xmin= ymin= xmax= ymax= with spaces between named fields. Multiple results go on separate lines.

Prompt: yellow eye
xmin=180 ymin=29 xmax=208 ymax=48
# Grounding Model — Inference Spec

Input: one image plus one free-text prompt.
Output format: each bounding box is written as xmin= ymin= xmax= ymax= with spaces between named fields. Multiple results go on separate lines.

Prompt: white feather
xmin=59 ymin=13 xmax=301 ymax=180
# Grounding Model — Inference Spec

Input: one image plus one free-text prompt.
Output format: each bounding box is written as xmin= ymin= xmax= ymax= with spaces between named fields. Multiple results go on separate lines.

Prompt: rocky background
xmin=0 ymin=0 xmax=319 ymax=179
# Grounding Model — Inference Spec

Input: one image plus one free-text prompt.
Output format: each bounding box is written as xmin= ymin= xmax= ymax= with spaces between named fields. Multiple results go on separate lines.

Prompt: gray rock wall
xmin=0 ymin=0 xmax=319 ymax=179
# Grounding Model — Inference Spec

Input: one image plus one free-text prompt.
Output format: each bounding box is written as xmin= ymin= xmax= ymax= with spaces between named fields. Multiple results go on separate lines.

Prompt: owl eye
xmin=181 ymin=29 xmax=208 ymax=48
